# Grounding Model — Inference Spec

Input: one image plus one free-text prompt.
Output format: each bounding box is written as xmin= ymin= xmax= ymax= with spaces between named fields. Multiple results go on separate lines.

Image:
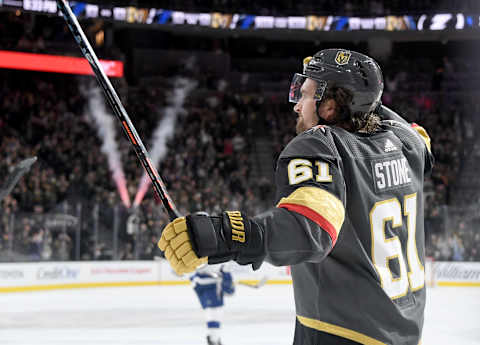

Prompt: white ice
xmin=0 ymin=284 xmax=479 ymax=345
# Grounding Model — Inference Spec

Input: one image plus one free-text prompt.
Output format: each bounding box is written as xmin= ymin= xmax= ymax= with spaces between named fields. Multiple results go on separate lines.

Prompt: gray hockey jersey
xmin=253 ymin=120 xmax=433 ymax=345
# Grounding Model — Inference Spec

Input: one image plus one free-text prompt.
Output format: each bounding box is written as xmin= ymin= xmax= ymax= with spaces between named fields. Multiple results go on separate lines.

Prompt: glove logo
xmin=226 ymin=211 xmax=245 ymax=243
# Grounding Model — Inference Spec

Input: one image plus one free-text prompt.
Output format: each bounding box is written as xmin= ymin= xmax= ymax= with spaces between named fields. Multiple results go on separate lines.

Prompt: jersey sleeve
xmin=252 ymin=128 xmax=346 ymax=266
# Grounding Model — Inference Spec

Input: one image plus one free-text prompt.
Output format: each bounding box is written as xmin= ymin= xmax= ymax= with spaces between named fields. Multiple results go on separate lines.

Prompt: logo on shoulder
xmin=384 ymin=139 xmax=397 ymax=152
xmin=335 ymin=50 xmax=351 ymax=65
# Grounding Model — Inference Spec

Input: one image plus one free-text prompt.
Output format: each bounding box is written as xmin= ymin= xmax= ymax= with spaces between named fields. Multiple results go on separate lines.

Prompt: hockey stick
xmin=236 ymin=276 xmax=269 ymax=289
xmin=56 ymin=0 xmax=180 ymax=220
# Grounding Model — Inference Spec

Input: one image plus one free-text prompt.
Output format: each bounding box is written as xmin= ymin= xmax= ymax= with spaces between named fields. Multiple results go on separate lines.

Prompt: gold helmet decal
xmin=335 ymin=50 xmax=351 ymax=65
xmin=303 ymin=56 xmax=313 ymax=73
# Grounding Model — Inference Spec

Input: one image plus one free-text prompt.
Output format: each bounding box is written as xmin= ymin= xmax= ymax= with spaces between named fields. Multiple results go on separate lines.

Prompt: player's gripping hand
xmin=158 ymin=217 xmax=208 ymax=275
xmin=158 ymin=212 xmax=265 ymax=274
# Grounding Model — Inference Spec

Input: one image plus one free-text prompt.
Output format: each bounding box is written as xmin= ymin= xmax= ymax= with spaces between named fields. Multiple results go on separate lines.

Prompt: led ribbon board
xmin=0 ymin=51 xmax=124 ymax=77
xmin=0 ymin=1 xmax=478 ymax=31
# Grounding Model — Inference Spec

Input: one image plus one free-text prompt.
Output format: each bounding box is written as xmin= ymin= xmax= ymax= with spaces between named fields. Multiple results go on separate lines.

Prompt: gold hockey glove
xmin=158 ymin=217 xmax=207 ymax=275
xmin=158 ymin=212 xmax=265 ymax=274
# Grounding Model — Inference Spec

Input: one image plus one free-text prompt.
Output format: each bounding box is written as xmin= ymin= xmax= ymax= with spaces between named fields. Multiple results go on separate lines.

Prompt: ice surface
xmin=0 ymin=284 xmax=479 ymax=344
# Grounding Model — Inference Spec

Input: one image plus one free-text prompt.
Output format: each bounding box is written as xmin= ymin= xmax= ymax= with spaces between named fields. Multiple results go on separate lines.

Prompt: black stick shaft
xmin=57 ymin=0 xmax=181 ymax=220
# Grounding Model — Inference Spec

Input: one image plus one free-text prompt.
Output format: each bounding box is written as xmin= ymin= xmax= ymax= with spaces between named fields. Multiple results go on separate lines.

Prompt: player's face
xmin=293 ymin=78 xmax=319 ymax=134
xmin=293 ymin=78 xmax=337 ymax=134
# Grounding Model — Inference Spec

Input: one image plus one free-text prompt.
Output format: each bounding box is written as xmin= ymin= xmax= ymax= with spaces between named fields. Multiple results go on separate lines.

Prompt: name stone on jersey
xmin=372 ymin=156 xmax=412 ymax=192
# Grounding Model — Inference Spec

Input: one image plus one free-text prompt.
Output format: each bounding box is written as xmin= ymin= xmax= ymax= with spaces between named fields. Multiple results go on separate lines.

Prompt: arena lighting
xmin=0 ymin=50 xmax=124 ymax=77
xmin=1 ymin=0 xmax=478 ymax=31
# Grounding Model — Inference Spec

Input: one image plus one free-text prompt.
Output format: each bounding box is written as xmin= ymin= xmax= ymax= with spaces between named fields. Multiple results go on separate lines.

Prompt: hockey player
xmin=159 ymin=49 xmax=434 ymax=345
xmin=190 ymin=265 xmax=235 ymax=345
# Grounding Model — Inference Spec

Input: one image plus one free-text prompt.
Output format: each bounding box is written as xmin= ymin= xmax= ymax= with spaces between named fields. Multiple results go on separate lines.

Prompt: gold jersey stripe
xmin=297 ymin=315 xmax=387 ymax=345
xmin=411 ymin=123 xmax=431 ymax=152
xmin=277 ymin=186 xmax=345 ymax=237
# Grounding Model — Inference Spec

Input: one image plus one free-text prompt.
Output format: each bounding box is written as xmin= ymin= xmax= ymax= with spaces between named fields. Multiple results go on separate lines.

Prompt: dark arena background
xmin=0 ymin=1 xmax=479 ymax=344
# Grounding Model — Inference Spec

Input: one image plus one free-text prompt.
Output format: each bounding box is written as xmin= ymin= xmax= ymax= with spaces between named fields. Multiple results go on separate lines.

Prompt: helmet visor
xmin=288 ymin=73 xmax=327 ymax=103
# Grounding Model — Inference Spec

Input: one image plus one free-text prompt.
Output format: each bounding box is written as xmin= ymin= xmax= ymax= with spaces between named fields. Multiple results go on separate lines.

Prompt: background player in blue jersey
xmin=190 ymin=264 xmax=235 ymax=345
xmin=160 ymin=49 xmax=433 ymax=345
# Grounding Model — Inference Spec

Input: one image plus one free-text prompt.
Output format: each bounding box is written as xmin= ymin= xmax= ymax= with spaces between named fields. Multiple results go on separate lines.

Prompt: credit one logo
xmin=37 ymin=267 xmax=80 ymax=280
xmin=0 ymin=270 xmax=24 ymax=279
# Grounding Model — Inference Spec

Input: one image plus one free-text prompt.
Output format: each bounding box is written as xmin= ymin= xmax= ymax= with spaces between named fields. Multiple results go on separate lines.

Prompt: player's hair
xmin=351 ymin=112 xmax=381 ymax=134
xmin=324 ymin=86 xmax=381 ymax=134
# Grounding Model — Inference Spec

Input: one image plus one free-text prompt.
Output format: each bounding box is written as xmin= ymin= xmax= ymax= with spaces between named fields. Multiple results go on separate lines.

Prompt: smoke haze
xmin=86 ymin=86 xmax=131 ymax=208
xmin=133 ymin=77 xmax=197 ymax=206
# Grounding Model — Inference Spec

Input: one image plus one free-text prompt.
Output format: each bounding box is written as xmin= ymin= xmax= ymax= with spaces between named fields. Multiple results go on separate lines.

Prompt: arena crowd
xmin=1 ymin=6 xmax=479 ymax=263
